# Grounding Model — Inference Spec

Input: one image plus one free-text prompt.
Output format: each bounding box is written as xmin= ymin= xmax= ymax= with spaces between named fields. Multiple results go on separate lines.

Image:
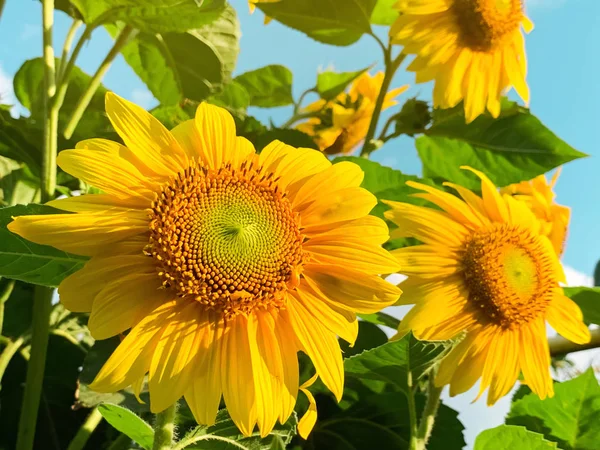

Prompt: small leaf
xmin=340 ymin=321 xmax=388 ymax=358
xmin=209 ymin=81 xmax=250 ymax=118
xmin=0 ymin=204 xmax=87 ymax=287
xmin=98 ymin=404 xmax=154 ymax=450
xmin=259 ymin=0 xmax=377 ymax=46
xmin=474 ymin=425 xmax=558 ymax=450
xmin=419 ymin=102 xmax=586 ymax=189
xmin=370 ymin=0 xmax=399 ymax=25
xmin=235 ymin=65 xmax=293 ymax=108
xmin=316 ymin=67 xmax=369 ymax=101
xmin=507 ymin=369 xmax=600 ymax=449
xmin=563 ymin=287 xmax=600 ymax=325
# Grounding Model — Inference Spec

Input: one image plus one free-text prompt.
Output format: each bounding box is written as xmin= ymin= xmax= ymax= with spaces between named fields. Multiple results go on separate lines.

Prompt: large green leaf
xmin=418 ymin=102 xmax=586 ymax=189
xmin=474 ymin=426 xmax=558 ymax=450
xmin=258 ymin=0 xmax=377 ymax=46
xmin=316 ymin=67 xmax=369 ymax=101
xmin=344 ymin=333 xmax=448 ymax=395
xmin=563 ymin=287 xmax=600 ymax=325
xmin=0 ymin=204 xmax=87 ymax=287
xmin=370 ymin=0 xmax=399 ymax=25
xmin=507 ymin=369 xmax=600 ymax=449
xmin=70 ymin=0 xmax=225 ymax=33
xmin=177 ymin=410 xmax=297 ymax=450
xmin=209 ymin=81 xmax=251 ymax=117
xmin=235 ymin=65 xmax=293 ymax=108
xmin=98 ymin=404 xmax=154 ymax=450
xmin=0 ymin=107 xmax=41 ymax=175
xmin=117 ymin=6 xmax=239 ymax=105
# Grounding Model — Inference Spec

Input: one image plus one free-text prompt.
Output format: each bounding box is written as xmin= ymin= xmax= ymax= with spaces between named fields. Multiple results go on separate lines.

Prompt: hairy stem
xmin=415 ymin=376 xmax=443 ymax=450
xmin=63 ymin=25 xmax=134 ymax=139
xmin=66 ymin=407 xmax=103 ymax=450
xmin=407 ymin=373 xmax=419 ymax=450
xmin=549 ymin=328 xmax=600 ymax=357
xmin=57 ymin=19 xmax=83 ymax=82
xmin=152 ymin=404 xmax=177 ymax=450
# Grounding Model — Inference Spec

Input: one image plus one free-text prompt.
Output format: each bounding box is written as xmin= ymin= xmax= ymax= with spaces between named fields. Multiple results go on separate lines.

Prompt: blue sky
xmin=0 ymin=0 xmax=599 ymax=446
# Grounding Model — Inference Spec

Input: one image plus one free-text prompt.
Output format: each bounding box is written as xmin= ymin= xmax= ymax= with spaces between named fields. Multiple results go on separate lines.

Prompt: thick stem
xmin=63 ymin=25 xmax=134 ymax=139
xmin=57 ymin=19 xmax=83 ymax=82
xmin=152 ymin=404 xmax=177 ymax=450
xmin=41 ymin=0 xmax=57 ymax=202
xmin=66 ymin=407 xmax=103 ymax=450
xmin=360 ymin=47 xmax=405 ymax=157
xmin=16 ymin=286 xmax=53 ymax=450
xmin=415 ymin=377 xmax=443 ymax=450
xmin=549 ymin=328 xmax=600 ymax=357
xmin=0 ymin=279 xmax=15 ymax=335
xmin=407 ymin=373 xmax=419 ymax=450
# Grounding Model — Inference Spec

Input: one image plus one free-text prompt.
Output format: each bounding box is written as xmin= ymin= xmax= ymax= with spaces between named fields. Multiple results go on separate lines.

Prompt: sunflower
xmin=384 ymin=167 xmax=590 ymax=405
xmin=500 ymin=170 xmax=570 ymax=257
xmin=390 ymin=0 xmax=533 ymax=123
xmin=296 ymin=72 xmax=407 ymax=155
xmin=8 ymin=93 xmax=401 ymax=437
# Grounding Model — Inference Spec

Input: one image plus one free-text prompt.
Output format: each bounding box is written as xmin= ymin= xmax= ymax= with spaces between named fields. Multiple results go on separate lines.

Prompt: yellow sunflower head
xmin=390 ymin=0 xmax=533 ymax=122
xmin=384 ymin=166 xmax=590 ymax=405
xmin=296 ymin=72 xmax=408 ymax=155
xmin=8 ymin=93 xmax=401 ymax=437
xmin=500 ymin=170 xmax=570 ymax=257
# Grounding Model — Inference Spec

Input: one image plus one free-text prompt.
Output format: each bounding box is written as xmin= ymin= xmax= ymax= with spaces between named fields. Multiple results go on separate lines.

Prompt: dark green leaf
xmin=259 ymin=0 xmax=377 ymax=46
xmin=0 ymin=204 xmax=87 ymax=287
xmin=0 ymin=108 xmax=41 ymax=175
xmin=340 ymin=321 xmax=388 ymax=358
xmin=235 ymin=65 xmax=293 ymax=108
xmin=507 ymin=369 xmax=600 ymax=449
xmin=358 ymin=311 xmax=400 ymax=330
xmin=419 ymin=102 xmax=586 ymax=189
xmin=563 ymin=287 xmax=600 ymax=325
xmin=344 ymin=333 xmax=448 ymax=395
xmin=474 ymin=425 xmax=558 ymax=450
xmin=316 ymin=67 xmax=369 ymax=101
xmin=98 ymin=404 xmax=154 ymax=450
xmin=179 ymin=410 xmax=297 ymax=449
xmin=70 ymin=0 xmax=225 ymax=33
xmin=370 ymin=0 xmax=399 ymax=25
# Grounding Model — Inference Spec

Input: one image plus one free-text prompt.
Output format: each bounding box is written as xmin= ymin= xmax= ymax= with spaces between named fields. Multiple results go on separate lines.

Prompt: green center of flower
xmin=461 ymin=224 xmax=556 ymax=328
xmin=147 ymin=160 xmax=304 ymax=318
xmin=452 ymin=0 xmax=523 ymax=51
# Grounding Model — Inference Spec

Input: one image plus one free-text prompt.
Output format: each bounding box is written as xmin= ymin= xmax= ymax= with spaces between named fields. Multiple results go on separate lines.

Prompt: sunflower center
xmin=452 ymin=0 xmax=523 ymax=51
xmin=461 ymin=224 xmax=556 ymax=328
xmin=147 ymin=160 xmax=304 ymax=319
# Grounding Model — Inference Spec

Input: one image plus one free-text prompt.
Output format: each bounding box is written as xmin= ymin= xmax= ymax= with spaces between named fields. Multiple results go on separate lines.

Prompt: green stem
xmin=152 ymin=404 xmax=177 ymax=450
xmin=360 ymin=36 xmax=405 ymax=157
xmin=415 ymin=376 xmax=443 ymax=450
xmin=281 ymin=112 xmax=316 ymax=129
xmin=549 ymin=328 xmax=600 ymax=357
xmin=293 ymin=87 xmax=316 ymax=115
xmin=16 ymin=286 xmax=53 ymax=450
xmin=63 ymin=25 xmax=134 ymax=139
xmin=107 ymin=434 xmax=132 ymax=450
xmin=0 ymin=279 xmax=15 ymax=335
xmin=57 ymin=19 xmax=83 ymax=83
xmin=0 ymin=0 xmax=6 ymax=24
xmin=66 ymin=407 xmax=103 ymax=450
xmin=41 ymin=0 xmax=57 ymax=202
xmin=407 ymin=373 xmax=419 ymax=450
xmin=0 ymin=335 xmax=26 ymax=389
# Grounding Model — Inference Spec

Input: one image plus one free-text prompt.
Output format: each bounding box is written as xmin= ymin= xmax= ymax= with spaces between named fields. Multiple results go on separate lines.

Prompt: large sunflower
xmin=296 ymin=72 xmax=407 ymax=154
xmin=9 ymin=93 xmax=401 ymax=437
xmin=390 ymin=0 xmax=533 ymax=122
xmin=500 ymin=171 xmax=570 ymax=257
xmin=384 ymin=167 xmax=590 ymax=405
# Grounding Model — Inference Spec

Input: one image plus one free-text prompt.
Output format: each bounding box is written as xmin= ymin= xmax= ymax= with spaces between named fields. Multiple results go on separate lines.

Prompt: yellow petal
xmin=300 ymin=187 xmax=377 ymax=229
xmin=272 ymin=311 xmax=299 ymax=422
xmin=304 ymin=215 xmax=390 ymax=246
xmin=47 ymin=194 xmax=146 ymax=212
xmin=461 ymin=166 xmax=509 ymax=222
xmin=391 ymin=245 xmax=459 ymax=278
xmin=297 ymin=373 xmax=318 ymax=439
xmin=546 ymin=295 xmax=591 ymax=345
xmin=518 ymin=319 xmax=553 ymax=400
xmin=485 ymin=329 xmax=519 ymax=405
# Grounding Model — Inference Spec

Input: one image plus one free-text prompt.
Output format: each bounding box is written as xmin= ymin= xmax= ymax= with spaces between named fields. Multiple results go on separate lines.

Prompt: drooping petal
xmin=546 ymin=294 xmax=591 ymax=345
xmin=518 ymin=319 xmax=554 ymax=400
xmin=297 ymin=373 xmax=318 ymax=439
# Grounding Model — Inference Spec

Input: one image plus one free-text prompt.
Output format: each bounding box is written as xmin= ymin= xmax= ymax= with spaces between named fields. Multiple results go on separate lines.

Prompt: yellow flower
xmin=384 ymin=167 xmax=590 ymax=405
xmin=500 ymin=170 xmax=570 ymax=257
xmin=390 ymin=0 xmax=533 ymax=123
xmin=9 ymin=93 xmax=401 ymax=437
xmin=297 ymin=72 xmax=408 ymax=155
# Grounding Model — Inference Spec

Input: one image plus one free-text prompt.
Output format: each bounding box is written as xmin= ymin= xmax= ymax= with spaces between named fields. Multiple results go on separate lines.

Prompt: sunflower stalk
xmin=152 ymin=403 xmax=178 ymax=450
xmin=63 ymin=25 xmax=135 ymax=139
xmin=549 ymin=328 xmax=600 ymax=357
xmin=407 ymin=373 xmax=419 ymax=450
xmin=0 ymin=279 xmax=15 ymax=335
xmin=66 ymin=407 xmax=103 ymax=450
xmin=415 ymin=376 xmax=443 ymax=450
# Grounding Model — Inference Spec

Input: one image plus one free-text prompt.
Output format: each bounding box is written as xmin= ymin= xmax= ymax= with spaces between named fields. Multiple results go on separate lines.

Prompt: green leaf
xmin=507 ymin=369 xmax=600 ymax=449
xmin=419 ymin=102 xmax=587 ymax=189
xmin=370 ymin=0 xmax=399 ymax=25
xmin=0 ymin=108 xmax=41 ymax=175
xmin=316 ymin=67 xmax=369 ymax=101
xmin=474 ymin=425 xmax=558 ymax=450
xmin=235 ymin=65 xmax=293 ymax=108
xmin=70 ymin=0 xmax=225 ymax=33
xmin=253 ymin=128 xmax=317 ymax=152
xmin=340 ymin=321 xmax=388 ymax=358
xmin=177 ymin=410 xmax=297 ymax=450
xmin=344 ymin=333 xmax=448 ymax=395
xmin=209 ymin=81 xmax=250 ymax=117
xmin=358 ymin=311 xmax=400 ymax=330
xmin=563 ymin=287 xmax=600 ymax=325
xmin=0 ymin=204 xmax=87 ymax=287
xmin=98 ymin=404 xmax=154 ymax=450
xmin=259 ymin=0 xmax=377 ymax=46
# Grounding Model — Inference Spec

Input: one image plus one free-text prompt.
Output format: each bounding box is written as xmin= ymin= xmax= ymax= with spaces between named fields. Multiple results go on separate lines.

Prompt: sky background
xmin=0 ymin=0 xmax=599 ymax=447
